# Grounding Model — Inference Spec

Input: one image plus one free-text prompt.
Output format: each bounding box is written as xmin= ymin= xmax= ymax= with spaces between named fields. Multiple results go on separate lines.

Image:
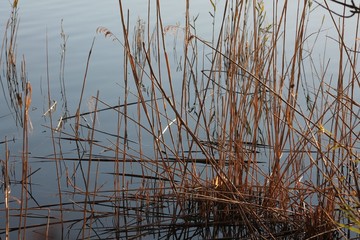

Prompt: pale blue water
xmin=0 ymin=1 xmax=359 ymax=239
xmin=0 ymin=1 xmax=221 ymax=239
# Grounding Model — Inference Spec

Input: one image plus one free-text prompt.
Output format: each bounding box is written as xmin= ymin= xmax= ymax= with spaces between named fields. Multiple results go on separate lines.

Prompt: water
xmin=0 ymin=1 xmax=221 ymax=239
xmin=1 ymin=1 xmax=360 ymax=239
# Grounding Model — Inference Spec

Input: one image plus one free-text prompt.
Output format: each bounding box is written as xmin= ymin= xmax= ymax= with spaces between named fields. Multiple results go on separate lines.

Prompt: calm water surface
xmin=0 ymin=1 xmax=220 ymax=238
xmin=0 ymin=1 xmax=359 ymax=238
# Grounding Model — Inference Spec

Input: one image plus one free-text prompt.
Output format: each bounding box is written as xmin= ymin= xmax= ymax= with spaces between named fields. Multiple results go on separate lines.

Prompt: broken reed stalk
xmin=70 ymin=38 xmax=96 ymax=239
xmin=82 ymin=91 xmax=100 ymax=239
xmin=117 ymin=10 xmax=130 ymax=239
xmin=4 ymin=137 xmax=10 ymax=240
xmin=75 ymin=37 xmax=96 ymax=138
xmin=45 ymin=31 xmax=64 ymax=237
xmin=19 ymin=73 xmax=32 ymax=240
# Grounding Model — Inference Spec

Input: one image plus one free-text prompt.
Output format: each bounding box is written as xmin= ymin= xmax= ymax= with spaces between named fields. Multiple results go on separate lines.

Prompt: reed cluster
xmin=1 ymin=0 xmax=360 ymax=239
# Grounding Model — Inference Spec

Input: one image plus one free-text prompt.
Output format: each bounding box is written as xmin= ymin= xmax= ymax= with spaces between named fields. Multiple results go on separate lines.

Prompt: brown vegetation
xmin=1 ymin=0 xmax=360 ymax=239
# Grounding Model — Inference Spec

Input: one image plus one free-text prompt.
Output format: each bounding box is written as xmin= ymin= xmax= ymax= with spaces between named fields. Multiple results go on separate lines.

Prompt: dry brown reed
xmin=0 ymin=3 xmax=36 ymax=240
xmin=104 ymin=0 xmax=359 ymax=238
xmin=2 ymin=137 xmax=11 ymax=240
xmin=1 ymin=0 xmax=360 ymax=239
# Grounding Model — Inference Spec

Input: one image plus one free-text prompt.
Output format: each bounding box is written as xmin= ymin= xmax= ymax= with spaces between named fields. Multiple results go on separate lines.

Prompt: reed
xmin=1 ymin=0 xmax=360 ymax=239
xmin=0 ymin=2 xmax=35 ymax=240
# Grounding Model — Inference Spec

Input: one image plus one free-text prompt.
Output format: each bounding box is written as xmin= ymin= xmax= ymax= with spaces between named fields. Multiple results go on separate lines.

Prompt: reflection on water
xmin=0 ymin=1 xmax=360 ymax=239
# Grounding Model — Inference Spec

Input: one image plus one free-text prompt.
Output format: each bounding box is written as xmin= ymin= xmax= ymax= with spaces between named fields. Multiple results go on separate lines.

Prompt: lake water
xmin=1 ymin=0 xmax=360 ymax=239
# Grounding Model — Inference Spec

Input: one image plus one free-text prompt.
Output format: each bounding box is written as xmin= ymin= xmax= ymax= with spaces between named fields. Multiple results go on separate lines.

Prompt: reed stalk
xmin=1 ymin=0 xmax=360 ymax=239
